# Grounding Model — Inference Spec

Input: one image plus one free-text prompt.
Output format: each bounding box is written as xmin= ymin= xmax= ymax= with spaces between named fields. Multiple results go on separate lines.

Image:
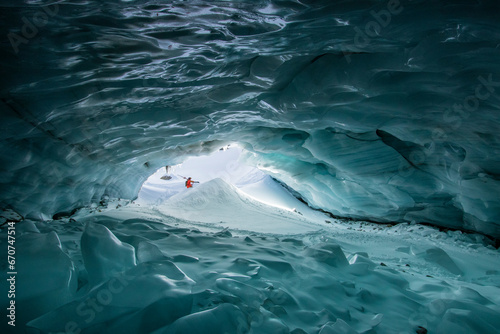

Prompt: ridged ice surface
xmin=1 ymin=0 xmax=500 ymax=236
xmin=2 ymin=195 xmax=499 ymax=334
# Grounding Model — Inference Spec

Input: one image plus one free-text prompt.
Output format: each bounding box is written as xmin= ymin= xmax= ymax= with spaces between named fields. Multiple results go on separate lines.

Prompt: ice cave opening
xmin=137 ymin=144 xmax=305 ymax=213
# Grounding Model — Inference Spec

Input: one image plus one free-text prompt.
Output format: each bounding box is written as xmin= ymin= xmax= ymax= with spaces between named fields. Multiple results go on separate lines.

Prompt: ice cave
xmin=1 ymin=0 xmax=500 ymax=333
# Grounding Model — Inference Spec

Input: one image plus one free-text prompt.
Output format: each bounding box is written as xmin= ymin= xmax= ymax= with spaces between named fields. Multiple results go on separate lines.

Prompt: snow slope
xmin=157 ymin=178 xmax=319 ymax=234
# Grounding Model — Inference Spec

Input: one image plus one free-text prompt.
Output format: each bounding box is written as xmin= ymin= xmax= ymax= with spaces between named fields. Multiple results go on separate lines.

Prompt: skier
xmin=185 ymin=177 xmax=199 ymax=188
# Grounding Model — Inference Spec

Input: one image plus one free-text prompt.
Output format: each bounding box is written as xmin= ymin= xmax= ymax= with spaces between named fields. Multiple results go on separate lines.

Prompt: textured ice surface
xmin=1 ymin=0 xmax=500 ymax=236
xmin=2 ymin=231 xmax=77 ymax=326
xmin=1 ymin=189 xmax=499 ymax=334
xmin=81 ymin=222 xmax=136 ymax=285
xmin=2 ymin=2 xmax=500 ymax=331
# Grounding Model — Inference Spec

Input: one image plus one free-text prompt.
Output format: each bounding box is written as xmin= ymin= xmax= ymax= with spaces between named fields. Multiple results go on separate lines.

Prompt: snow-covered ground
xmin=1 ymin=146 xmax=499 ymax=333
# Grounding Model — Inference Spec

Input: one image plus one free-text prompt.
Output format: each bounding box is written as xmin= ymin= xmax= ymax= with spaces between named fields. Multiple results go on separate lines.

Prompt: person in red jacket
xmin=185 ymin=177 xmax=199 ymax=188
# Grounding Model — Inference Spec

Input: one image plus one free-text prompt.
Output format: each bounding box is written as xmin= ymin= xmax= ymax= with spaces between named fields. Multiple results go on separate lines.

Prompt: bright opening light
xmin=137 ymin=145 xmax=300 ymax=212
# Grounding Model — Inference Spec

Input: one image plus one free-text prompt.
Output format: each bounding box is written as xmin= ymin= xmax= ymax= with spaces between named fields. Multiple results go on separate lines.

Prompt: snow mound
xmin=166 ymin=178 xmax=248 ymax=210
xmin=157 ymin=178 xmax=318 ymax=234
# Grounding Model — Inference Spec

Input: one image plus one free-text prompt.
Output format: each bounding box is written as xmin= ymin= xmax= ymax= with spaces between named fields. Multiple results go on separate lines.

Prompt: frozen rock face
xmin=1 ymin=0 xmax=500 ymax=236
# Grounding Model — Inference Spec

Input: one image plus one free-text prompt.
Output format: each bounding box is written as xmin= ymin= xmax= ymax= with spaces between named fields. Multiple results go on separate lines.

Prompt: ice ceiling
xmin=1 ymin=0 xmax=500 ymax=237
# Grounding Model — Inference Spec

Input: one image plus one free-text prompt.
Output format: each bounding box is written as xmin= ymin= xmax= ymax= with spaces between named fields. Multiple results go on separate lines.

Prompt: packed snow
xmin=1 ymin=147 xmax=499 ymax=333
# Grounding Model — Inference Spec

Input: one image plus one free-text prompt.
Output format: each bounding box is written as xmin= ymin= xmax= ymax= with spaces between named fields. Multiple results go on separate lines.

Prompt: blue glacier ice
xmin=1 ymin=0 xmax=499 ymax=237
xmin=1 ymin=0 xmax=500 ymax=333
xmin=1 ymin=0 xmax=500 ymax=237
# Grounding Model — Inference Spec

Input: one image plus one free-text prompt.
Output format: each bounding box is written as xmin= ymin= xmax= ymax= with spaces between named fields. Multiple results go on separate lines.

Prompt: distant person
xmin=160 ymin=165 xmax=172 ymax=180
xmin=185 ymin=177 xmax=199 ymax=188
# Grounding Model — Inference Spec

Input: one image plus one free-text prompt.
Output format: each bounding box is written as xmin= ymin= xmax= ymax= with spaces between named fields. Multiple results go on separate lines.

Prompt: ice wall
xmin=1 ymin=0 xmax=500 ymax=236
